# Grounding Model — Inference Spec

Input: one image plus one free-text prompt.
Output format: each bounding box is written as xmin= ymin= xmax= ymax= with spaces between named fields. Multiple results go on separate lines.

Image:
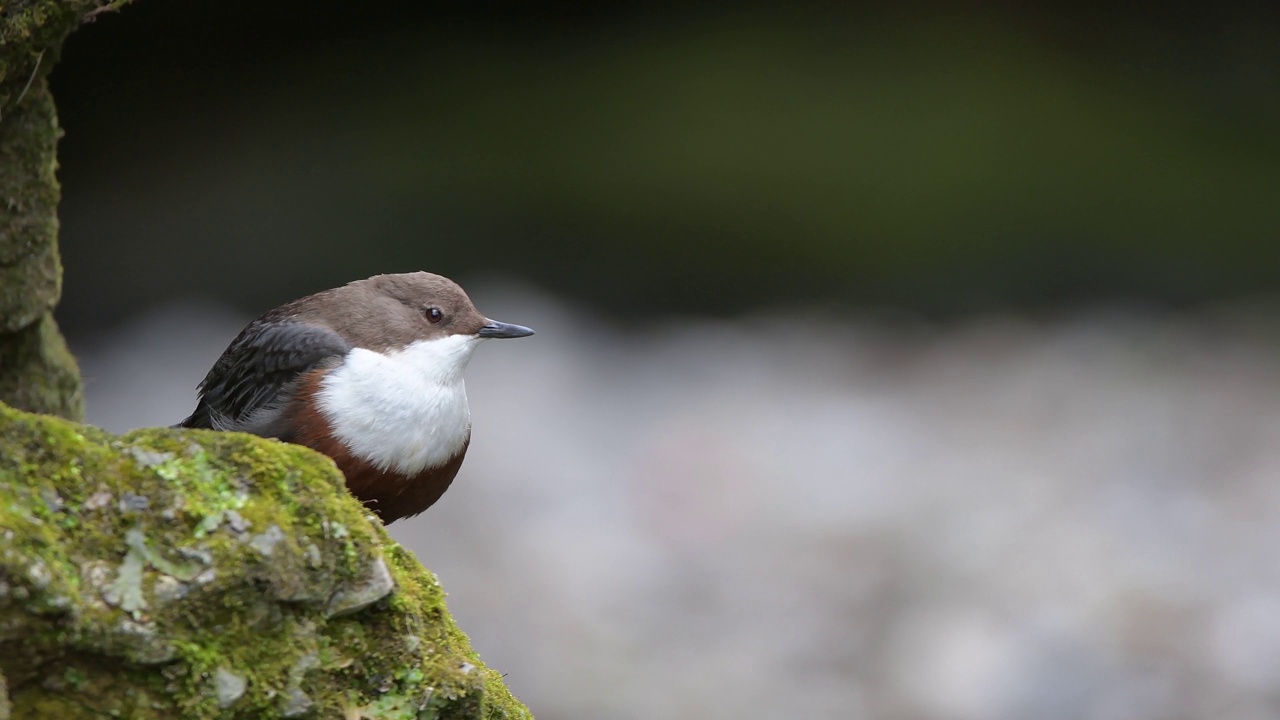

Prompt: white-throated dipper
xmin=177 ymin=271 xmax=533 ymax=523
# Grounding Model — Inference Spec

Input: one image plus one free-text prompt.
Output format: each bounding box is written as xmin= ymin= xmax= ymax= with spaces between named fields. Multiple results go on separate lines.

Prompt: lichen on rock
xmin=0 ymin=401 xmax=531 ymax=719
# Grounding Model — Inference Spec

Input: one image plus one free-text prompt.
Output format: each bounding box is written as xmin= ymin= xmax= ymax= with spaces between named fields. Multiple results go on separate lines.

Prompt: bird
xmin=177 ymin=271 xmax=533 ymax=523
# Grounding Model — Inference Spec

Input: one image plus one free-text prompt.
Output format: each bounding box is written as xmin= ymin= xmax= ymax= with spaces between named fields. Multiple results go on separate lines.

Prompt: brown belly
xmin=288 ymin=370 xmax=470 ymax=523
xmin=338 ymin=441 xmax=469 ymax=523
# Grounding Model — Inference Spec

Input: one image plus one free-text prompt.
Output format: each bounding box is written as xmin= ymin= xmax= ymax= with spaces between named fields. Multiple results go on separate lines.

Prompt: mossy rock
xmin=0 ymin=0 xmax=91 ymax=334
xmin=0 ymin=314 xmax=83 ymax=421
xmin=0 ymin=402 xmax=531 ymax=719
xmin=1 ymin=0 xmax=100 ymax=420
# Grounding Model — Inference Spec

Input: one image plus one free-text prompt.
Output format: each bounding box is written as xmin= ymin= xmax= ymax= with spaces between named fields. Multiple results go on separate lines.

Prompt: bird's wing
xmin=176 ymin=319 xmax=351 ymax=436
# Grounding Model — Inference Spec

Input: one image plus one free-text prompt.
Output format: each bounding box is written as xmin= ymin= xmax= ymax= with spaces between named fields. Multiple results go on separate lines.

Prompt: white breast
xmin=316 ymin=335 xmax=480 ymax=476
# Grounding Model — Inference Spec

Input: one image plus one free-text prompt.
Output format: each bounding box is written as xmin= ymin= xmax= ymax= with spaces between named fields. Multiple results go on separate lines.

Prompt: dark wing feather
xmin=177 ymin=319 xmax=350 ymax=437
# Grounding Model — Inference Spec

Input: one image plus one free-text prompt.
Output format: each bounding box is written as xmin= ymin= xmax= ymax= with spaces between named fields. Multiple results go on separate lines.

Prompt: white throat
xmin=316 ymin=334 xmax=480 ymax=475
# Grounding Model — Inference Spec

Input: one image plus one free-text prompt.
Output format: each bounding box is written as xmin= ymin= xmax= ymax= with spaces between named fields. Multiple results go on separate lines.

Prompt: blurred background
xmin=49 ymin=1 xmax=1280 ymax=718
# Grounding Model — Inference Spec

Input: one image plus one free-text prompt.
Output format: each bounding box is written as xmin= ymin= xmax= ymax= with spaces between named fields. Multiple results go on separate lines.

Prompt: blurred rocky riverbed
xmin=74 ymin=285 xmax=1280 ymax=720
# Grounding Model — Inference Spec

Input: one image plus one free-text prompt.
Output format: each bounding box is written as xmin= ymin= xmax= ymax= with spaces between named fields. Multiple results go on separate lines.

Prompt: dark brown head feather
xmin=279 ymin=272 xmax=490 ymax=353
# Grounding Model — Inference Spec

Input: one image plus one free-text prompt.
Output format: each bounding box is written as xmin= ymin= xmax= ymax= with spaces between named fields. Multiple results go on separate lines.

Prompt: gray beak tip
xmin=478 ymin=320 xmax=535 ymax=339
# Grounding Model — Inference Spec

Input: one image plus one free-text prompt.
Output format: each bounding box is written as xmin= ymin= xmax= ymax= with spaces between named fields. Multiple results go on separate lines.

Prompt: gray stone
xmin=303 ymin=543 xmax=322 ymax=568
xmin=115 ymin=619 xmax=177 ymax=664
xmin=248 ymin=525 xmax=286 ymax=556
xmin=117 ymin=492 xmax=150 ymax=513
xmin=224 ymin=510 xmax=251 ymax=534
xmin=39 ymin=488 xmax=63 ymax=514
xmin=127 ymin=447 xmax=173 ymax=468
xmin=214 ymin=668 xmax=247 ymax=708
xmin=82 ymin=489 xmax=112 ymax=510
xmin=152 ymin=575 xmax=187 ymax=604
xmin=280 ymin=687 xmax=314 ymax=717
xmin=25 ymin=560 xmax=51 ymax=589
xmin=326 ymin=556 xmax=395 ymax=618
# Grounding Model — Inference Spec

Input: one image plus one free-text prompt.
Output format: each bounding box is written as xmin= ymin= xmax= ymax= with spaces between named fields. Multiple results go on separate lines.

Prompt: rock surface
xmin=0 ymin=401 xmax=531 ymax=719
xmin=0 ymin=0 xmax=96 ymax=420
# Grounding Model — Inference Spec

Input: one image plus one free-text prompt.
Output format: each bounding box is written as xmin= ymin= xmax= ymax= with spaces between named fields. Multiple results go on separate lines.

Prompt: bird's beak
xmin=477 ymin=319 xmax=535 ymax=339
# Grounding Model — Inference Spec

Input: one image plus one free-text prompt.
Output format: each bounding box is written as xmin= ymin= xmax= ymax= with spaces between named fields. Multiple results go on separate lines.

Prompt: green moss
xmin=0 ymin=313 xmax=83 ymax=421
xmin=0 ymin=13 xmax=72 ymax=333
xmin=0 ymin=0 xmax=106 ymax=421
xmin=0 ymin=402 xmax=532 ymax=719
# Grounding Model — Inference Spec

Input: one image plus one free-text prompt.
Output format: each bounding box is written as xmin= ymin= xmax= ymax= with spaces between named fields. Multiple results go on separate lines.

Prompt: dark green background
xmin=49 ymin=1 xmax=1280 ymax=334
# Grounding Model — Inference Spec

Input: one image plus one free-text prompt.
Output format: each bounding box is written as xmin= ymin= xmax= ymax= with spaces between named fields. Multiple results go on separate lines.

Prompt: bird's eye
xmin=425 ymin=307 xmax=444 ymax=324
